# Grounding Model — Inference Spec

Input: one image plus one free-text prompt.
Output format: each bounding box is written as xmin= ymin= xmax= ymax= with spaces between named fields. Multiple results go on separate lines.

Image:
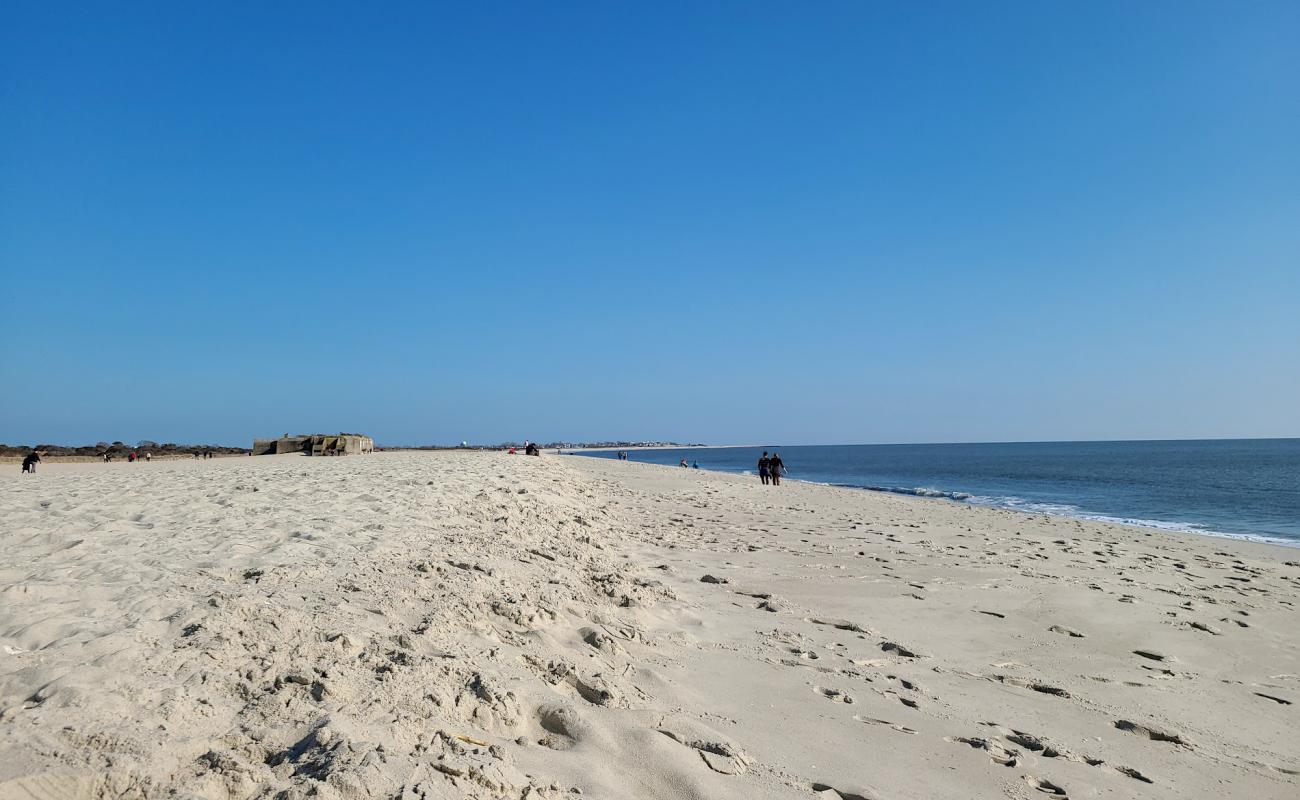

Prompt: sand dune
xmin=1 ymin=452 xmax=1296 ymax=799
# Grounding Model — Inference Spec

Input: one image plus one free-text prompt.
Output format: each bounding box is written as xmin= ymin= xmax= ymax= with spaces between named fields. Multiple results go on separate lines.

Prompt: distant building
xmin=252 ymin=433 xmax=374 ymax=456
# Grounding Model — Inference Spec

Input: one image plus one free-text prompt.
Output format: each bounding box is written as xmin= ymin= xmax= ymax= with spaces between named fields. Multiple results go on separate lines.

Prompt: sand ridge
xmin=1 ymin=452 xmax=1297 ymax=799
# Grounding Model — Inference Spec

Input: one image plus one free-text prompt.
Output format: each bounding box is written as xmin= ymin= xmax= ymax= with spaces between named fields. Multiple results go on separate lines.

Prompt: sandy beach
xmin=1 ymin=452 xmax=1296 ymax=799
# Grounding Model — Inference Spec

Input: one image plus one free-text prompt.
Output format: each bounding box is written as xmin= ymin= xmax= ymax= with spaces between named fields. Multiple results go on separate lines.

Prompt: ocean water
xmin=571 ymin=439 xmax=1300 ymax=546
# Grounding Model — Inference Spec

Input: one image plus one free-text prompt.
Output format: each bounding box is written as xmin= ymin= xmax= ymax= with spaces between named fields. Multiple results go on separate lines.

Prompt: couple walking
xmin=757 ymin=451 xmax=785 ymax=485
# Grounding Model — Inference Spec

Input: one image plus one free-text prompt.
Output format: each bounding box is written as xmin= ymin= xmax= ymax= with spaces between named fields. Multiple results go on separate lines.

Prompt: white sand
xmin=1 ymin=452 xmax=1296 ymax=799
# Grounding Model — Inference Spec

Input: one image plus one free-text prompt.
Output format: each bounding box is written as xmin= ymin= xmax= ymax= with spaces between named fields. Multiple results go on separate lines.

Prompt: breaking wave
xmin=836 ymin=483 xmax=1296 ymax=547
xmin=853 ymin=485 xmax=974 ymax=501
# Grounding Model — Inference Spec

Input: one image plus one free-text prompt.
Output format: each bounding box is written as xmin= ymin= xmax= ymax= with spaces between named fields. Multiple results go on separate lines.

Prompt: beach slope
xmin=1 ymin=452 xmax=1296 ymax=799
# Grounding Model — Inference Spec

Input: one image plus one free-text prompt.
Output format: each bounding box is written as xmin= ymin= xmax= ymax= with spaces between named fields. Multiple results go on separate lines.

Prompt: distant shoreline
xmin=557 ymin=444 xmax=747 ymax=453
xmin=563 ymin=440 xmax=1300 ymax=548
xmin=1 ymin=452 xmax=249 ymax=464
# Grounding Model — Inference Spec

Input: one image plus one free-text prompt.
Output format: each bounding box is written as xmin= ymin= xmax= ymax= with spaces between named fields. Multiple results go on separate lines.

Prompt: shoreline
xmin=569 ymin=453 xmax=1300 ymax=561
xmin=812 ymin=478 xmax=1300 ymax=550
xmin=561 ymin=451 xmax=1300 ymax=551
xmin=556 ymin=443 xmax=748 ymax=452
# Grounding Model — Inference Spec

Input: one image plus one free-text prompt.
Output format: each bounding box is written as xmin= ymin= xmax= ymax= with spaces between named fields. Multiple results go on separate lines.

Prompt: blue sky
xmin=3 ymin=2 xmax=1297 ymax=446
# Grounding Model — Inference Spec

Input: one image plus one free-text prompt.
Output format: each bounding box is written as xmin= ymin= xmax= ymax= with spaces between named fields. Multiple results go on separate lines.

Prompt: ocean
xmin=570 ymin=439 xmax=1300 ymax=546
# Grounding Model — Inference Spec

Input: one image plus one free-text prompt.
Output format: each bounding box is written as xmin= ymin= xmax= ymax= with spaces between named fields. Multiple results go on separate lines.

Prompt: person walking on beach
xmin=21 ymin=450 xmax=40 ymax=474
xmin=769 ymin=452 xmax=785 ymax=486
xmin=757 ymin=452 xmax=771 ymax=485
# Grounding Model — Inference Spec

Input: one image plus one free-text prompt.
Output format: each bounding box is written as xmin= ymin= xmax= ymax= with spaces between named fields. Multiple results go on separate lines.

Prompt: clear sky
xmin=3 ymin=2 xmax=1297 ymax=446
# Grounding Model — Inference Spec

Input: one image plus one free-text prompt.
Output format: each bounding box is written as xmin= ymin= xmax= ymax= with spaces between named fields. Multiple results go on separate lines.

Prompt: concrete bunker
xmin=252 ymin=433 xmax=374 ymax=456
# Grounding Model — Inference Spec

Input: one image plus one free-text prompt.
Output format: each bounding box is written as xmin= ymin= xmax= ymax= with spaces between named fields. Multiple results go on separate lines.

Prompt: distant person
xmin=508 ymin=446 xmax=517 ymax=455
xmin=144 ymin=451 xmax=151 ymax=462
xmin=769 ymin=452 xmax=785 ymax=486
xmin=679 ymin=458 xmax=688 ymax=468
xmin=128 ymin=451 xmax=137 ymax=463
xmin=21 ymin=450 xmax=40 ymax=474
xmin=692 ymin=461 xmax=700 ymax=469
xmin=757 ymin=451 xmax=771 ymax=485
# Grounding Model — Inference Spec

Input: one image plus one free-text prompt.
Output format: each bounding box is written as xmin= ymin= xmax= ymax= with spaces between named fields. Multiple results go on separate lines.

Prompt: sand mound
xmin=0 ymin=454 xmax=728 ymax=799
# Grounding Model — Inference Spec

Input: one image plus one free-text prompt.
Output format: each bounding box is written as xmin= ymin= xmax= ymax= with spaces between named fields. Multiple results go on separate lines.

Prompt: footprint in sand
xmin=945 ymin=736 xmax=1020 ymax=767
xmin=1132 ymin=649 xmax=1172 ymax=663
xmin=536 ymin=704 xmax=589 ymax=750
xmin=1116 ymin=766 xmax=1155 ymax=784
xmin=813 ymin=686 xmax=855 ymax=703
xmin=854 ymin=715 xmax=917 ymax=734
xmin=880 ymin=641 xmax=925 ymax=658
xmin=807 ymin=617 xmax=870 ymax=634
xmin=656 ymin=716 xmax=751 ymax=775
xmin=1003 ymin=731 xmax=1103 ymax=765
xmin=1113 ymin=719 xmax=1191 ymax=747
xmin=994 ymin=675 xmax=1071 ymax=698
xmin=1023 ymin=775 xmax=1067 ymax=795
xmin=850 ymin=658 xmax=892 ymax=668
xmin=811 ymin=781 xmax=879 ymax=800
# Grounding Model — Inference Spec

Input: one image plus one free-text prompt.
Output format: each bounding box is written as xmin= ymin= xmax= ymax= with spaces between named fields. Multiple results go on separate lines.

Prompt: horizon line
xmin=9 ymin=434 xmax=1299 ymax=450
